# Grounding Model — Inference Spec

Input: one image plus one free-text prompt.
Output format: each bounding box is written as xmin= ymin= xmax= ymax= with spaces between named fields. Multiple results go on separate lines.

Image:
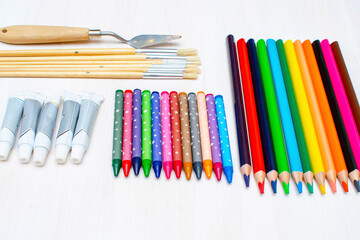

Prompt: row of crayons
xmin=228 ymin=35 xmax=360 ymax=194
xmin=112 ymin=90 xmax=234 ymax=182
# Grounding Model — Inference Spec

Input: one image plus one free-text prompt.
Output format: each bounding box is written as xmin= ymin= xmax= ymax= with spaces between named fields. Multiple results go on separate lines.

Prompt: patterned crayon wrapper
xmin=151 ymin=92 xmax=162 ymax=162
xmin=132 ymin=89 xmax=142 ymax=160
xmin=179 ymin=93 xmax=192 ymax=165
xmin=142 ymin=90 xmax=152 ymax=161
xmin=206 ymin=94 xmax=222 ymax=164
xmin=170 ymin=91 xmax=182 ymax=162
xmin=215 ymin=95 xmax=233 ymax=168
xmin=112 ymin=90 xmax=124 ymax=161
xmin=197 ymin=92 xmax=212 ymax=161
xmin=161 ymin=91 xmax=172 ymax=164
xmin=188 ymin=93 xmax=202 ymax=164
xmin=122 ymin=90 xmax=133 ymax=161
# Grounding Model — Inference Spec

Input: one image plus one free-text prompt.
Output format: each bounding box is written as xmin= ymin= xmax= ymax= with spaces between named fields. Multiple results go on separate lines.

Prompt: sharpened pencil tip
xmin=307 ymin=183 xmax=314 ymax=194
xmin=341 ymin=181 xmax=349 ymax=192
xmin=328 ymin=180 xmax=337 ymax=193
xmin=258 ymin=181 xmax=264 ymax=194
xmin=296 ymin=182 xmax=302 ymax=194
xmin=282 ymin=182 xmax=289 ymax=194
xmin=271 ymin=180 xmax=277 ymax=193
xmin=243 ymin=174 xmax=250 ymax=187
xmin=354 ymin=180 xmax=360 ymax=192
xmin=319 ymin=185 xmax=326 ymax=194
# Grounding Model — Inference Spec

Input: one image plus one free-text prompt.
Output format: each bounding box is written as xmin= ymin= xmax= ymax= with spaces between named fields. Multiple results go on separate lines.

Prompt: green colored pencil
xmin=112 ymin=90 xmax=124 ymax=177
xmin=276 ymin=39 xmax=314 ymax=193
xmin=142 ymin=90 xmax=152 ymax=177
xmin=257 ymin=39 xmax=291 ymax=194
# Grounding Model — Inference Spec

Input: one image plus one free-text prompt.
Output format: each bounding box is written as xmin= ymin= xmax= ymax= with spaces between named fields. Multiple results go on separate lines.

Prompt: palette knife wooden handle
xmin=0 ymin=25 xmax=92 ymax=44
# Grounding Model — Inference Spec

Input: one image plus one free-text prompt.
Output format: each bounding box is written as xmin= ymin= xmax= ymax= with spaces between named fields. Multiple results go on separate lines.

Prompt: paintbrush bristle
xmin=177 ymin=48 xmax=198 ymax=56
xmin=183 ymin=73 xmax=198 ymax=79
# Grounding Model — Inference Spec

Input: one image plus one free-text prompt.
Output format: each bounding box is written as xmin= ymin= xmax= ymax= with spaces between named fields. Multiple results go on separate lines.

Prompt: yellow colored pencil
xmin=284 ymin=40 xmax=326 ymax=194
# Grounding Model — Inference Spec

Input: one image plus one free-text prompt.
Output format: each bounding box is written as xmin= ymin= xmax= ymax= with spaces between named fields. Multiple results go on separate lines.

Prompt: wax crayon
xmin=122 ymin=90 xmax=133 ymax=177
xmin=71 ymin=92 xmax=104 ymax=164
xmin=0 ymin=92 xmax=24 ymax=161
xmin=197 ymin=91 xmax=213 ymax=179
xmin=55 ymin=92 xmax=81 ymax=164
xmin=331 ymin=41 xmax=360 ymax=136
xmin=294 ymin=40 xmax=337 ymax=192
xmin=179 ymin=92 xmax=193 ymax=180
xmin=112 ymin=90 xmax=124 ymax=177
xmin=267 ymin=39 xmax=303 ymax=193
xmin=238 ymin=39 xmax=266 ymax=193
xmin=321 ymin=40 xmax=360 ymax=173
xmin=206 ymin=94 xmax=223 ymax=181
xmin=33 ymin=93 xmax=62 ymax=166
xmin=284 ymin=40 xmax=326 ymax=194
xmin=18 ymin=92 xmax=45 ymax=163
xmin=161 ymin=91 xmax=173 ymax=179
xmin=142 ymin=90 xmax=152 ymax=177
xmin=257 ymin=39 xmax=290 ymax=194
xmin=170 ymin=91 xmax=183 ymax=178
xmin=247 ymin=39 xmax=278 ymax=193
xmin=313 ymin=40 xmax=360 ymax=192
xmin=188 ymin=93 xmax=203 ymax=179
xmin=276 ymin=40 xmax=313 ymax=193
xmin=132 ymin=89 xmax=142 ymax=176
xmin=227 ymin=35 xmax=251 ymax=187
xmin=303 ymin=40 xmax=348 ymax=192
xmin=151 ymin=91 xmax=162 ymax=178
xmin=215 ymin=95 xmax=233 ymax=183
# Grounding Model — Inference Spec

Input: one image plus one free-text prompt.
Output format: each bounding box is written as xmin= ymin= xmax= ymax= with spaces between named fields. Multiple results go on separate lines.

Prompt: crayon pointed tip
xmin=223 ymin=167 xmax=233 ymax=183
xmin=143 ymin=165 xmax=151 ymax=177
xmin=153 ymin=161 xmax=162 ymax=178
xmin=122 ymin=161 xmax=131 ymax=177
xmin=163 ymin=162 xmax=172 ymax=179
xmin=184 ymin=166 xmax=192 ymax=180
xmin=193 ymin=162 xmax=202 ymax=180
xmin=132 ymin=158 xmax=141 ymax=176
xmin=341 ymin=181 xmax=349 ymax=192
xmin=319 ymin=185 xmax=326 ymax=194
xmin=243 ymin=174 xmax=250 ymax=187
xmin=328 ymin=180 xmax=337 ymax=193
xmin=258 ymin=181 xmax=265 ymax=194
xmin=296 ymin=182 xmax=302 ymax=194
xmin=204 ymin=165 xmax=212 ymax=179
xmin=282 ymin=182 xmax=289 ymax=194
xmin=213 ymin=163 xmax=223 ymax=181
xmin=271 ymin=180 xmax=277 ymax=193
xmin=112 ymin=160 xmax=121 ymax=177
xmin=174 ymin=161 xmax=182 ymax=179
xmin=354 ymin=180 xmax=360 ymax=192
xmin=307 ymin=183 xmax=314 ymax=194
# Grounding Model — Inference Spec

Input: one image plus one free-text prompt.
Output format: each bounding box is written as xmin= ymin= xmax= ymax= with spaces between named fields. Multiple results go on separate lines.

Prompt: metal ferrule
xmin=143 ymin=73 xmax=184 ymax=79
xmin=135 ymin=49 xmax=178 ymax=55
xmin=88 ymin=29 xmax=102 ymax=38
xmin=145 ymin=55 xmax=187 ymax=60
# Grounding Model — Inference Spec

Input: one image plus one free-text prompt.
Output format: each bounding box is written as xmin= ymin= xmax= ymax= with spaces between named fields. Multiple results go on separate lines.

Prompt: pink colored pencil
xmin=161 ymin=91 xmax=173 ymax=179
xmin=321 ymin=39 xmax=360 ymax=168
xmin=121 ymin=90 xmax=133 ymax=177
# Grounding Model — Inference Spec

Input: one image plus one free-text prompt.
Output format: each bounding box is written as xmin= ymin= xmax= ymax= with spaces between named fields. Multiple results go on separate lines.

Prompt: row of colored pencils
xmin=228 ymin=35 xmax=360 ymax=194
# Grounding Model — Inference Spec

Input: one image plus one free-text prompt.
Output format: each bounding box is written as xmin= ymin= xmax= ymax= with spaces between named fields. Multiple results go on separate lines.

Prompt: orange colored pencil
xmin=303 ymin=40 xmax=349 ymax=192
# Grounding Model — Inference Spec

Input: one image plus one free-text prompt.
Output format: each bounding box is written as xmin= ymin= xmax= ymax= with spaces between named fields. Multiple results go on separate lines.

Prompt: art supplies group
xmin=112 ymin=90 xmax=234 ymax=183
xmin=228 ymin=36 xmax=360 ymax=194
xmin=0 ymin=91 xmax=103 ymax=165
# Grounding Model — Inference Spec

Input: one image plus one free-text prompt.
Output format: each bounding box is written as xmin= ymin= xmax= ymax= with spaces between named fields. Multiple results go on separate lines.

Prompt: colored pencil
xmin=197 ymin=91 xmax=213 ymax=179
xmin=276 ymin=40 xmax=314 ymax=193
xmin=141 ymin=90 xmax=152 ymax=177
xmin=226 ymin=35 xmax=251 ymax=187
xmin=267 ymin=39 xmax=304 ymax=194
xmin=313 ymin=40 xmax=360 ymax=192
xmin=179 ymin=92 xmax=193 ymax=180
xmin=237 ymin=38 xmax=266 ymax=193
xmin=206 ymin=94 xmax=223 ymax=181
xmin=247 ymin=39 xmax=278 ymax=193
xmin=257 ymin=39 xmax=291 ymax=194
xmin=303 ymin=40 xmax=349 ymax=192
xmin=112 ymin=90 xmax=124 ymax=177
xmin=170 ymin=91 xmax=183 ymax=178
xmin=132 ymin=89 xmax=142 ymax=176
xmin=321 ymin=40 xmax=360 ymax=181
xmin=151 ymin=91 xmax=162 ymax=178
xmin=161 ymin=91 xmax=173 ymax=179
xmin=215 ymin=95 xmax=234 ymax=183
xmin=122 ymin=90 xmax=133 ymax=177
xmin=331 ymin=41 xmax=360 ymax=135
xmin=284 ymin=40 xmax=326 ymax=194
xmin=188 ymin=93 xmax=203 ymax=179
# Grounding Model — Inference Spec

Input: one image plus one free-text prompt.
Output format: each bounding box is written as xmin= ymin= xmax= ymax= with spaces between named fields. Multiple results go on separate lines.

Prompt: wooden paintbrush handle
xmin=0 ymin=25 xmax=90 ymax=44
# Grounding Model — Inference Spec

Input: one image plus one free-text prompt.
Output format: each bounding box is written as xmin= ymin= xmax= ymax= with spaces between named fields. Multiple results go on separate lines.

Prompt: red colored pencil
xmin=237 ymin=38 xmax=266 ymax=193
